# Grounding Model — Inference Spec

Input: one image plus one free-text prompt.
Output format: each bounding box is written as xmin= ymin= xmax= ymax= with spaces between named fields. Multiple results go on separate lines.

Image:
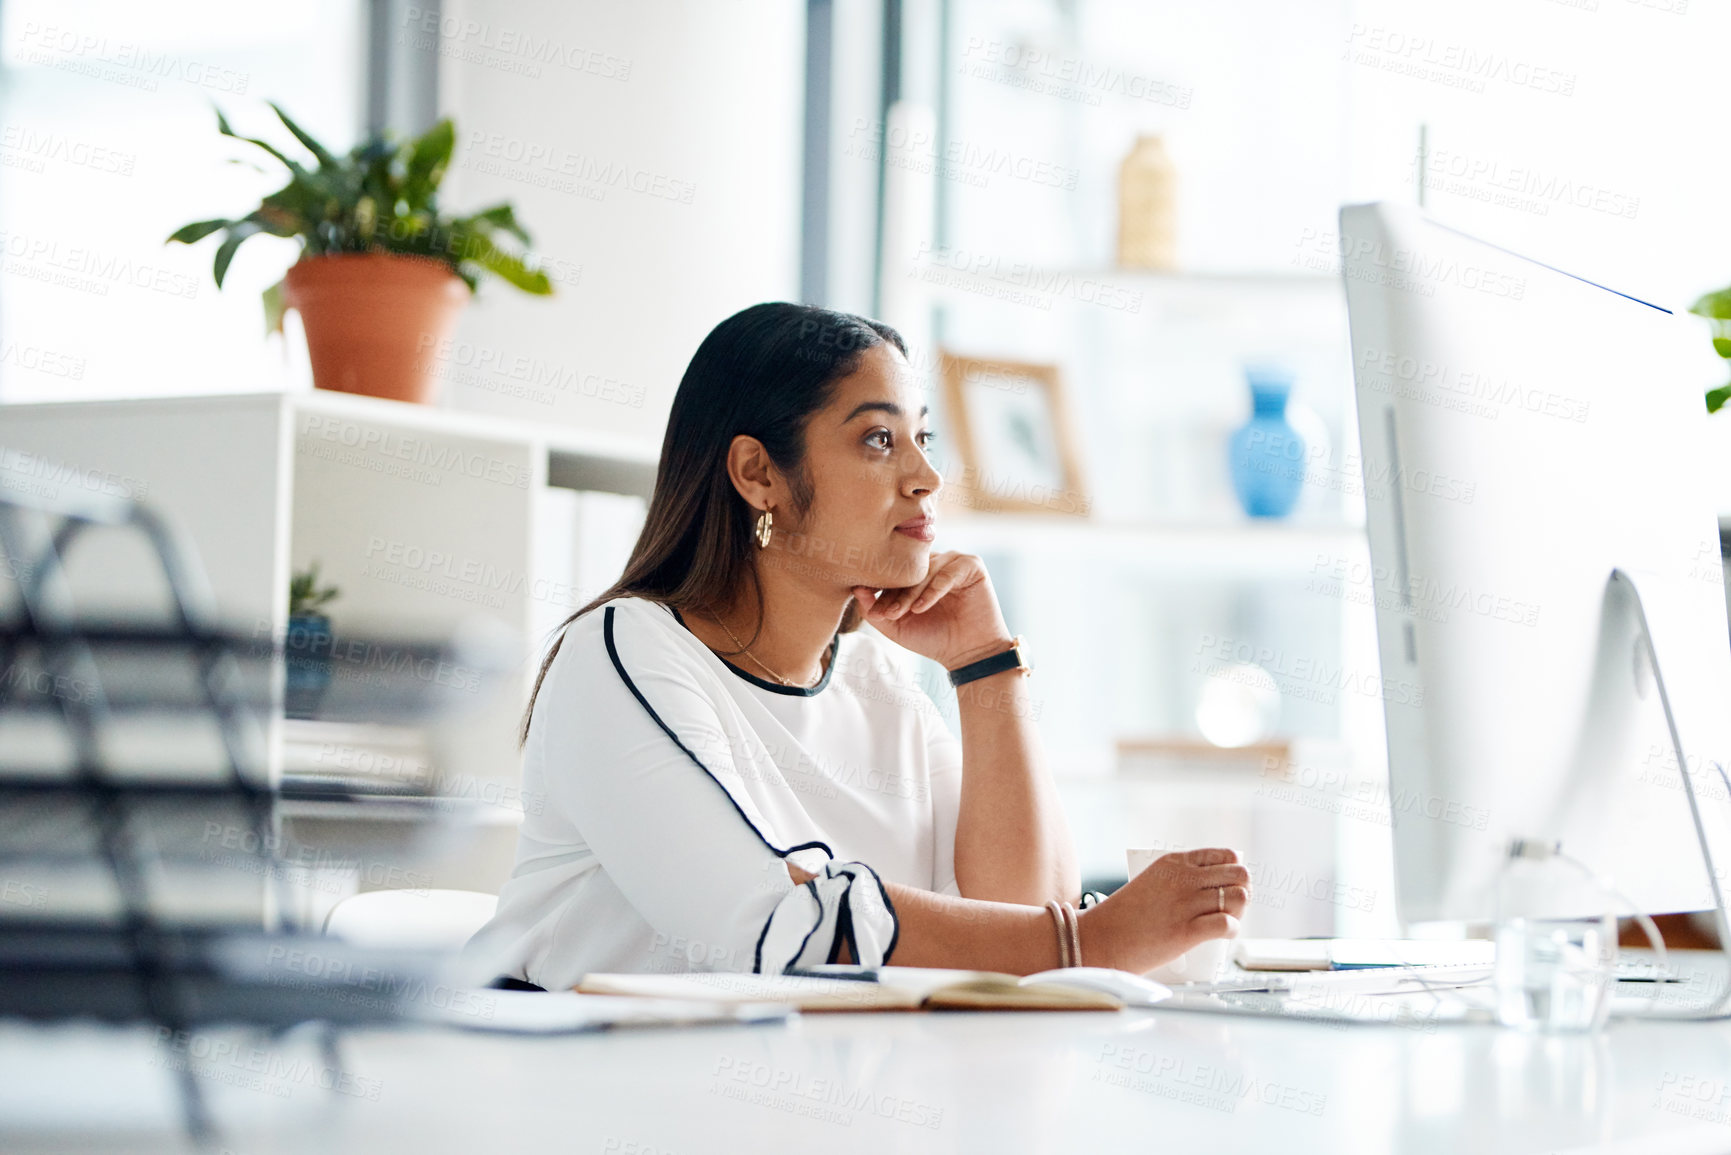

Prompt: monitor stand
xmin=1606 ymin=568 xmax=1731 ymax=1019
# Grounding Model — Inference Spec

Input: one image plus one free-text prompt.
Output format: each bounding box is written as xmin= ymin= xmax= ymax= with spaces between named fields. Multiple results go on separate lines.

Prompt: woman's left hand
xmin=852 ymin=551 xmax=1014 ymax=672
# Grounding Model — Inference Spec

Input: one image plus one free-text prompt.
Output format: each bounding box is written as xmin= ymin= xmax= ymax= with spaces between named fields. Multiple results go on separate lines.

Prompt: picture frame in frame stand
xmin=937 ymin=352 xmax=1090 ymax=517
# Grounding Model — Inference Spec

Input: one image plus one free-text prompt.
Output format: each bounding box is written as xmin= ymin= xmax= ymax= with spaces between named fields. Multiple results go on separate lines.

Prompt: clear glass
xmin=1494 ymin=916 xmax=1615 ymax=1032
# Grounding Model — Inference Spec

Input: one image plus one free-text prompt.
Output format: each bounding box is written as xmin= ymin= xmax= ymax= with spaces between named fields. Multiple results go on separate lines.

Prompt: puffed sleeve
xmin=535 ymin=603 xmax=899 ymax=973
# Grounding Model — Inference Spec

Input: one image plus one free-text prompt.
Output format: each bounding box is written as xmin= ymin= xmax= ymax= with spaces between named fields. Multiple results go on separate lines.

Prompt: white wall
xmin=1338 ymin=0 xmax=1731 ymax=511
xmin=0 ymin=0 xmax=365 ymax=403
xmin=433 ymin=0 xmax=806 ymax=442
xmin=1341 ymin=0 xmax=1731 ymax=311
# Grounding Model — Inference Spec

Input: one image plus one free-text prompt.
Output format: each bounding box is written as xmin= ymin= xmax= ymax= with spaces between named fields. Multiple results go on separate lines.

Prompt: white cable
xmin=1551 ymin=848 xmax=1668 ymax=980
xmin=1504 ymin=838 xmax=1668 ymax=980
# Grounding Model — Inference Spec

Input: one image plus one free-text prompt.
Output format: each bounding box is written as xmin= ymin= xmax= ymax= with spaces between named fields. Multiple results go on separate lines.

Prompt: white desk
xmin=5 ymin=965 xmax=1731 ymax=1154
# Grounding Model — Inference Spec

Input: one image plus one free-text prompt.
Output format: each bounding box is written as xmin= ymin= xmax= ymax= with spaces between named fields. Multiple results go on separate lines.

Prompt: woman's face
xmin=770 ymin=342 xmax=943 ymax=593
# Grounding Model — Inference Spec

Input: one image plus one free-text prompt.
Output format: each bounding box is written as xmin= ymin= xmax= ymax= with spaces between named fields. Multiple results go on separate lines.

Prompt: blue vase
xmin=1228 ymin=368 xmax=1305 ymax=519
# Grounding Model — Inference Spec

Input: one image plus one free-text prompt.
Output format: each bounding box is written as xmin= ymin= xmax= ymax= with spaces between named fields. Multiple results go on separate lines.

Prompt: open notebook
xmin=576 ymin=966 xmax=1170 ymax=1012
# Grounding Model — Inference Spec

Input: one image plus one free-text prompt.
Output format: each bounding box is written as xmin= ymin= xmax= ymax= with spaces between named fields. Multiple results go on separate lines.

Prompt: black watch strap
xmin=947 ymin=637 xmax=1028 ymax=687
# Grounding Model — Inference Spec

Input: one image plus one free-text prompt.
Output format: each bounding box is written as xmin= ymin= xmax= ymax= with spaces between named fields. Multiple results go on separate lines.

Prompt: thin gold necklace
xmin=706 ymin=609 xmax=824 ymax=689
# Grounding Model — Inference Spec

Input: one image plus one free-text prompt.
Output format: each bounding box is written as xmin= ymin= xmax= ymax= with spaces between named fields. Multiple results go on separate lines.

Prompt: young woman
xmin=467 ymin=303 xmax=1248 ymax=990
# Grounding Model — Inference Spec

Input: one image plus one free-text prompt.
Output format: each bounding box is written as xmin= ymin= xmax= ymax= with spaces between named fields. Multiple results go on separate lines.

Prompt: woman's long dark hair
xmin=520 ymin=302 xmax=906 ymax=742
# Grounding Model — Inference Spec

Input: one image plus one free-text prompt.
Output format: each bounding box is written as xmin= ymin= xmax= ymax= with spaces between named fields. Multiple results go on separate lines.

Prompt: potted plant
xmin=169 ymin=104 xmax=553 ymax=404
xmin=286 ymin=562 xmax=340 ymax=719
xmin=1687 ymin=286 xmax=1731 ymax=414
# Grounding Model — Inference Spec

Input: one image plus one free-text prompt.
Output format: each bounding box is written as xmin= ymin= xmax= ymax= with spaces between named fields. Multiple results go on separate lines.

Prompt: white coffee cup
xmin=1125 ymin=848 xmax=1236 ymax=985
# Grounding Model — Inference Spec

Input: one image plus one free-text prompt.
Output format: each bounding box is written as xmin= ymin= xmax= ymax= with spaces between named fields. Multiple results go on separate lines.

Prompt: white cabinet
xmin=0 ymin=389 xmax=655 ymax=916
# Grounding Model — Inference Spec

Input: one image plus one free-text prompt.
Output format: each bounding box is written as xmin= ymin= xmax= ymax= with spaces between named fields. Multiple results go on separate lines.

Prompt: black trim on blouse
xmin=603 ymin=604 xmax=853 ymax=974
xmin=829 ymin=885 xmax=855 ymax=965
xmin=603 ymin=606 xmax=836 ymax=862
xmin=787 ymin=878 xmax=827 ymax=973
xmin=668 ymin=605 xmax=840 ymax=697
xmin=489 ymin=976 xmax=547 ymax=992
xmin=870 ymin=867 xmax=900 ymax=966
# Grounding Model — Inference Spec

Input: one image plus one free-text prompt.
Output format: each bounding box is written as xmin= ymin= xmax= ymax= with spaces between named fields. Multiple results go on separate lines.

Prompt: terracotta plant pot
xmin=282 ymin=252 xmax=470 ymax=404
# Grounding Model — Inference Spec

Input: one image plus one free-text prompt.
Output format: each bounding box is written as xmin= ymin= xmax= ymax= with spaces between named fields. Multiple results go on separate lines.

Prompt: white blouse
xmin=464 ymin=596 xmax=964 ymax=990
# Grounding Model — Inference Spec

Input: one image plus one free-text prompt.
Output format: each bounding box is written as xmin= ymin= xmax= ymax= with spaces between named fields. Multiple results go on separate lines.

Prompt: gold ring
xmin=1217 ymin=886 xmax=1225 ymax=913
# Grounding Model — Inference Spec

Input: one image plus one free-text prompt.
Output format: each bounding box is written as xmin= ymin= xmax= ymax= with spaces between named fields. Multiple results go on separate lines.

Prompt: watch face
xmin=1014 ymin=636 xmax=1032 ymax=672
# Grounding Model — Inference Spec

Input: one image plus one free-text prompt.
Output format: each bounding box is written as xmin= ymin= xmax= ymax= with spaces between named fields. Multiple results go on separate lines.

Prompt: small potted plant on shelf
xmin=1688 ymin=286 xmax=1731 ymax=414
xmin=169 ymin=103 xmax=553 ymax=404
xmin=286 ymin=562 xmax=340 ymax=720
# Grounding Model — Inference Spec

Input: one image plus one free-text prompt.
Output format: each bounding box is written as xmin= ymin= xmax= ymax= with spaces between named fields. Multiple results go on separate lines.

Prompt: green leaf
xmin=403 ymin=118 xmax=455 ymax=207
xmin=167 ymin=218 xmax=232 ymax=245
xmin=1689 ymin=287 xmax=1731 ymax=320
xmin=387 ymin=212 xmax=434 ymax=251
xmin=260 ymin=177 xmax=332 ymax=236
xmin=262 ymin=278 xmax=286 ymax=336
xmin=1709 ymin=384 xmax=1731 ymax=414
xmin=448 ymin=225 xmax=551 ymax=293
xmin=253 ymin=204 xmax=301 ymax=238
xmin=461 ymin=203 xmax=531 ymax=245
xmin=288 ymin=562 xmax=340 ymax=616
xmin=212 ymin=219 xmax=266 ymax=288
xmin=1713 ymin=337 xmax=1731 ymax=360
xmin=355 ymin=195 xmax=377 ymax=244
xmin=268 ymin=102 xmax=338 ymax=168
xmin=353 ymin=138 xmax=396 ymax=172
xmin=215 ymin=106 xmax=305 ymax=176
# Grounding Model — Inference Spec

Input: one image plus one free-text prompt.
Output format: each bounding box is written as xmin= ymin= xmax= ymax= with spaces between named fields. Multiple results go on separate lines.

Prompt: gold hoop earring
xmin=755 ymin=509 xmax=773 ymax=549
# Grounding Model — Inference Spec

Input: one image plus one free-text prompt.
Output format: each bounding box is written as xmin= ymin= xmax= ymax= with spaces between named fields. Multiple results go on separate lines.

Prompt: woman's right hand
xmin=1077 ymin=848 xmax=1250 ymax=974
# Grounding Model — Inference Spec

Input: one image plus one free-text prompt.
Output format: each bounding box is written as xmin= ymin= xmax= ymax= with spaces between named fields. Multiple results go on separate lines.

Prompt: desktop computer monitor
xmin=1339 ymin=202 xmax=1731 ymax=932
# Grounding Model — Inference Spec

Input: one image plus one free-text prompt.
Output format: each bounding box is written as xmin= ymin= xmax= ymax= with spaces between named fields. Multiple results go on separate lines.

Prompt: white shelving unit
xmin=906 ymin=8 xmax=1386 ymax=925
xmin=0 ymin=389 xmax=657 ymax=915
xmin=917 ymin=263 xmax=1343 ymax=302
xmin=941 ymin=512 xmax=1366 ymax=578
